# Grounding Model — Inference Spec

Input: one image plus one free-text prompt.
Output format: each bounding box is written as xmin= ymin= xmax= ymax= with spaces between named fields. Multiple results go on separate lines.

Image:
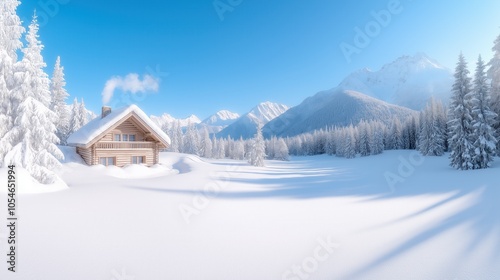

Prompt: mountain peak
xmin=202 ymin=110 xmax=240 ymax=126
xmin=249 ymin=101 xmax=290 ymax=123
xmin=386 ymin=53 xmax=446 ymax=70
xmin=339 ymin=53 xmax=452 ymax=110
xmin=150 ymin=113 xmax=201 ymax=129
xmin=217 ymin=101 xmax=289 ymax=139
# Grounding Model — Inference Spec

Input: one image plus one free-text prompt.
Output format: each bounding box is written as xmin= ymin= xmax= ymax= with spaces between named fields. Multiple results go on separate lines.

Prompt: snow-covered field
xmin=0 ymin=149 xmax=499 ymax=280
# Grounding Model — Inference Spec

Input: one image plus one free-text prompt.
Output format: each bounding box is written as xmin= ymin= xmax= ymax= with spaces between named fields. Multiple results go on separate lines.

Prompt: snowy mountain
xmin=217 ymin=102 xmax=289 ymax=139
xmin=339 ymin=53 xmax=453 ymax=110
xmin=198 ymin=110 xmax=240 ymax=134
xmin=150 ymin=113 xmax=201 ymax=130
xmin=264 ymin=89 xmax=416 ymax=137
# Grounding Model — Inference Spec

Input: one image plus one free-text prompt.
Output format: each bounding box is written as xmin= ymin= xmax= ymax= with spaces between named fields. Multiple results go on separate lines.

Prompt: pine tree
xmin=68 ymin=98 xmax=82 ymax=134
xmin=470 ymin=55 xmax=497 ymax=169
xmin=233 ymin=138 xmax=245 ymax=160
xmin=408 ymin=116 xmax=418 ymax=150
xmin=325 ymin=130 xmax=336 ymax=156
xmin=176 ymin=120 xmax=183 ymax=153
xmin=358 ymin=120 xmax=371 ymax=156
xmin=418 ymin=98 xmax=446 ymax=156
xmin=288 ymin=136 xmax=303 ymax=156
xmin=183 ymin=122 xmax=199 ymax=155
xmin=274 ymin=138 xmax=289 ymax=161
xmin=448 ymin=53 xmax=475 ymax=170
xmin=487 ymin=34 xmax=500 ymax=152
xmin=200 ymin=127 xmax=212 ymax=158
xmin=78 ymin=98 xmax=88 ymax=126
xmin=167 ymin=122 xmax=179 ymax=152
xmin=3 ymin=14 xmax=63 ymax=183
xmin=0 ymin=0 xmax=25 ymax=164
xmin=216 ymin=137 xmax=225 ymax=159
xmin=342 ymin=126 xmax=356 ymax=159
xmin=389 ymin=118 xmax=403 ymax=150
xmin=248 ymin=122 xmax=266 ymax=167
xmin=50 ymin=56 xmax=70 ymax=144
xmin=369 ymin=121 xmax=385 ymax=155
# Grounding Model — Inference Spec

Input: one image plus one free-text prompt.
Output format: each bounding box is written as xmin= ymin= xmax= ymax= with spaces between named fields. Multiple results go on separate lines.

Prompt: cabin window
xmin=129 ymin=134 xmax=136 ymax=141
xmin=131 ymin=156 xmax=144 ymax=164
xmin=122 ymin=134 xmax=128 ymax=141
xmin=114 ymin=134 xmax=121 ymax=141
xmin=99 ymin=157 xmax=115 ymax=166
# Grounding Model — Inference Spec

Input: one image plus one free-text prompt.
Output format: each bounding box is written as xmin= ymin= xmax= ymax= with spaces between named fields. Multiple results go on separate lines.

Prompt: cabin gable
xmin=67 ymin=105 xmax=170 ymax=167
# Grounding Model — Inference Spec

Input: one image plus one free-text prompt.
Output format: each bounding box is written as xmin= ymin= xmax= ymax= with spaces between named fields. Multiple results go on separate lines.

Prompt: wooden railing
xmin=95 ymin=141 xmax=155 ymax=149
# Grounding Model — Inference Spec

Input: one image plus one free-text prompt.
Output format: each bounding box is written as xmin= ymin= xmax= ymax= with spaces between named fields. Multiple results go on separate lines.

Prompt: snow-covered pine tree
xmin=418 ymin=105 xmax=431 ymax=155
xmin=302 ymin=133 xmax=314 ymax=156
xmin=312 ymin=129 xmax=327 ymax=155
xmin=200 ymin=127 xmax=212 ymax=158
xmin=167 ymin=122 xmax=178 ymax=152
xmin=248 ymin=122 xmax=265 ymax=167
xmin=224 ymin=136 xmax=232 ymax=158
xmin=358 ymin=120 xmax=371 ymax=156
xmin=325 ymin=130 xmax=336 ymax=156
xmin=487 ymin=34 xmax=500 ymax=152
xmin=448 ymin=53 xmax=475 ymax=170
xmin=389 ymin=118 xmax=403 ymax=150
xmin=334 ymin=128 xmax=344 ymax=157
xmin=68 ymin=97 xmax=82 ymax=135
xmin=3 ymin=14 xmax=63 ymax=183
xmin=273 ymin=138 xmax=289 ymax=161
xmin=183 ymin=122 xmax=199 ymax=155
xmin=470 ymin=55 xmax=497 ymax=169
xmin=287 ymin=136 xmax=302 ymax=156
xmin=418 ymin=97 xmax=445 ymax=156
xmin=0 ymin=0 xmax=25 ymax=164
xmin=216 ymin=137 xmax=225 ymax=159
xmin=265 ymin=136 xmax=276 ymax=159
xmin=176 ymin=120 xmax=184 ymax=153
xmin=233 ymin=138 xmax=245 ymax=160
xmin=408 ymin=116 xmax=418 ymax=150
xmin=434 ymin=99 xmax=448 ymax=152
xmin=78 ymin=98 xmax=88 ymax=126
xmin=343 ymin=126 xmax=356 ymax=159
xmin=369 ymin=121 xmax=385 ymax=155
xmin=50 ymin=56 xmax=70 ymax=144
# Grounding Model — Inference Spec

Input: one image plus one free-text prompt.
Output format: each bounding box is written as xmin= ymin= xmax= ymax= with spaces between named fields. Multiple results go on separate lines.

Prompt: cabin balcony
xmin=95 ymin=141 xmax=155 ymax=150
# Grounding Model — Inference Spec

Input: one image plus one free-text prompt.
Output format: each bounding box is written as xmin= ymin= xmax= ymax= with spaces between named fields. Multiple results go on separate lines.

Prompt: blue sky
xmin=16 ymin=0 xmax=500 ymax=119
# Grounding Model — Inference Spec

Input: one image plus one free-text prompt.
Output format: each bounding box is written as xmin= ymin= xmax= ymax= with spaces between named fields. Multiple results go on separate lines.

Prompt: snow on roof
xmin=67 ymin=104 xmax=171 ymax=147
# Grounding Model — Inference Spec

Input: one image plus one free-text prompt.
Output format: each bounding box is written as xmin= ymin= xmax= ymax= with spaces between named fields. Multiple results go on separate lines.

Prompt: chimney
xmin=102 ymin=106 xmax=111 ymax=118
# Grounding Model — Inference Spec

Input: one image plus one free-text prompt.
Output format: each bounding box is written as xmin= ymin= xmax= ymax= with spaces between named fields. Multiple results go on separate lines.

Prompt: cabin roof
xmin=67 ymin=104 xmax=171 ymax=148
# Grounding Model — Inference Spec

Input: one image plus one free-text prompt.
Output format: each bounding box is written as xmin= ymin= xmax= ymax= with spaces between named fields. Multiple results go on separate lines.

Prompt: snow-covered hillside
xmin=218 ymin=101 xmax=289 ymax=139
xmin=264 ymin=89 xmax=416 ymax=137
xmin=198 ymin=110 xmax=240 ymax=134
xmin=1 ymin=150 xmax=498 ymax=280
xmin=150 ymin=113 xmax=201 ymax=129
xmin=339 ymin=53 xmax=453 ymax=110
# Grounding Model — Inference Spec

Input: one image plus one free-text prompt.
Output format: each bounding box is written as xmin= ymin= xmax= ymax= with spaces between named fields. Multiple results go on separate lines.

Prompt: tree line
xmin=169 ymin=44 xmax=500 ymax=170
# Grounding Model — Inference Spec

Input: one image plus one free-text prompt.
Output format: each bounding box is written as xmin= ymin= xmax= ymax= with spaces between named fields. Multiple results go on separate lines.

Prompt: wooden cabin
xmin=67 ymin=105 xmax=171 ymax=167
